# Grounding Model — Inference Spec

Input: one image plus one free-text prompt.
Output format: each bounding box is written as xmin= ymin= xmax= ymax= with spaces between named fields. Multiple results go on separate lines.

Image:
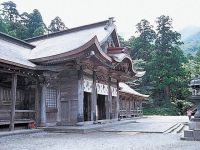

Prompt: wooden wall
xmin=0 ymin=86 xmax=35 ymax=120
xmin=59 ymin=69 xmax=79 ymax=125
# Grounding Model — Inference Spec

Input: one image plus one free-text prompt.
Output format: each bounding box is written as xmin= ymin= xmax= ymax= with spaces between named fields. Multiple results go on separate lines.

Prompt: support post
xmin=116 ymin=80 xmax=120 ymax=120
xmin=77 ymin=66 xmax=84 ymax=123
xmin=40 ymin=84 xmax=46 ymax=126
xmin=125 ymin=98 xmax=128 ymax=118
xmin=91 ymin=71 xmax=97 ymax=122
xmin=56 ymin=87 xmax=61 ymax=125
xmin=107 ymin=77 xmax=112 ymax=119
xmin=35 ymin=80 xmax=40 ymax=124
xmin=10 ymin=74 xmax=17 ymax=131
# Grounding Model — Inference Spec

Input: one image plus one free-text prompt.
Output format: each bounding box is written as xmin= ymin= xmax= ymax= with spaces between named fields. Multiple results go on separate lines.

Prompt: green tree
xmin=48 ymin=16 xmax=67 ymax=33
xmin=0 ymin=1 xmax=30 ymax=39
xmin=26 ymin=9 xmax=46 ymax=37
xmin=118 ymin=35 xmax=128 ymax=47
xmin=0 ymin=1 xmax=19 ymax=22
xmin=150 ymin=15 xmax=189 ymax=103
xmin=0 ymin=17 xmax=8 ymax=33
xmin=131 ymin=19 xmax=156 ymax=61
xmin=185 ymin=49 xmax=200 ymax=78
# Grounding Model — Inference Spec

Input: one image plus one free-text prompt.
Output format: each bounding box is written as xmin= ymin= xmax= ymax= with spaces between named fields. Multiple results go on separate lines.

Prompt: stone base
xmin=182 ymin=129 xmax=200 ymax=141
xmin=182 ymin=118 xmax=200 ymax=141
xmin=188 ymin=121 xmax=200 ymax=130
xmin=191 ymin=118 xmax=200 ymax=122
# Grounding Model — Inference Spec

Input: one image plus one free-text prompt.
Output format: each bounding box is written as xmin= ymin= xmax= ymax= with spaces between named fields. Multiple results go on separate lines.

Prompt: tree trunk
xmin=164 ymin=86 xmax=170 ymax=103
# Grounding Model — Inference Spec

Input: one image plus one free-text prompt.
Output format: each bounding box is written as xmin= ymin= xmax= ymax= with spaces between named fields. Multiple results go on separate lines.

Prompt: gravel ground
xmin=0 ymin=131 xmax=199 ymax=150
xmin=0 ymin=116 xmax=199 ymax=150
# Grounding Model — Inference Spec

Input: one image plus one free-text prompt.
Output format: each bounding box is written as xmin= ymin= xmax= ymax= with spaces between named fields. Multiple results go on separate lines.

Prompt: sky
xmin=1 ymin=0 xmax=200 ymax=39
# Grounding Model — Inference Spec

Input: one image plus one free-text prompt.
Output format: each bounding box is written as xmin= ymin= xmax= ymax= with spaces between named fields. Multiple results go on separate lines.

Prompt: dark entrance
xmin=83 ymin=92 xmax=91 ymax=121
xmin=97 ymin=94 xmax=106 ymax=120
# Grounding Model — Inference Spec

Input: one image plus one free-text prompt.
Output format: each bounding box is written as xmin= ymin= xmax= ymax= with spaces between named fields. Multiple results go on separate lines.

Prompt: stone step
xmin=164 ymin=123 xmax=180 ymax=133
xmin=171 ymin=123 xmax=184 ymax=134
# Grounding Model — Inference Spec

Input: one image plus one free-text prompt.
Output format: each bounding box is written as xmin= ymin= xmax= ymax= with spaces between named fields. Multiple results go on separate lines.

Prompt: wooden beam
xmin=9 ymin=74 xmax=17 ymax=131
xmin=0 ymin=64 xmax=37 ymax=78
xmin=0 ymin=110 xmax=35 ymax=113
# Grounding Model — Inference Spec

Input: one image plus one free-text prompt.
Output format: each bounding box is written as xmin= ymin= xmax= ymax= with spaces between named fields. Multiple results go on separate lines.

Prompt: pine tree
xmin=0 ymin=1 xmax=19 ymax=22
xmin=27 ymin=9 xmax=46 ymax=37
xmin=150 ymin=15 xmax=188 ymax=102
xmin=48 ymin=16 xmax=67 ymax=33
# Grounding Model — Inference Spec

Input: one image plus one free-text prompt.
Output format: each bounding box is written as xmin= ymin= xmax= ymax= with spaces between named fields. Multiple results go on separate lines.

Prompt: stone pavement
xmin=0 ymin=129 xmax=43 ymax=138
xmin=1 ymin=116 xmax=198 ymax=150
xmin=99 ymin=116 xmax=188 ymax=133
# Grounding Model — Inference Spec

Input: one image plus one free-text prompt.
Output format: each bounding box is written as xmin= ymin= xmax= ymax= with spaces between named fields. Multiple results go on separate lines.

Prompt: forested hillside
xmin=180 ymin=26 xmax=200 ymax=54
xmin=0 ymin=1 xmax=67 ymax=39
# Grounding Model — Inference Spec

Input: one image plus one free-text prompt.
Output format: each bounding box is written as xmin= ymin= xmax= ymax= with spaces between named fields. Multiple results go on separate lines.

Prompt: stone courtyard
xmin=0 ymin=116 xmax=199 ymax=150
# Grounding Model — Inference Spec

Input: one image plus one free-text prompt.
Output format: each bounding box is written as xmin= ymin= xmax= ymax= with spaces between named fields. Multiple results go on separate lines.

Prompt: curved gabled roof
xmin=27 ymin=20 xmax=115 ymax=62
xmin=107 ymin=47 xmax=146 ymax=76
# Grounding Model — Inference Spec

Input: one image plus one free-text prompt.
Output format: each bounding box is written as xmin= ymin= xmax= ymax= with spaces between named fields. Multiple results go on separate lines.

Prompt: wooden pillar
xmin=129 ymin=99 xmax=131 ymax=118
xmin=125 ymin=98 xmax=128 ymax=118
xmin=77 ymin=66 xmax=84 ymax=123
xmin=87 ymin=94 xmax=91 ymax=121
xmin=91 ymin=71 xmax=97 ymax=122
xmin=107 ymin=77 xmax=112 ymax=119
xmin=116 ymin=80 xmax=120 ymax=120
xmin=105 ymin=96 xmax=110 ymax=120
xmin=40 ymin=84 xmax=46 ymax=126
xmin=35 ymin=80 xmax=40 ymax=124
xmin=9 ymin=74 xmax=17 ymax=131
xmin=56 ymin=87 xmax=61 ymax=124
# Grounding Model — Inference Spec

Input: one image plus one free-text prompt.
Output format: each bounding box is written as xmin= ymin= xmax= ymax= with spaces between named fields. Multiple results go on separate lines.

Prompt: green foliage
xmin=119 ymin=15 xmax=191 ymax=115
xmin=48 ymin=16 xmax=67 ymax=33
xmin=143 ymin=104 xmax=178 ymax=115
xmin=118 ymin=35 xmax=128 ymax=47
xmin=0 ymin=1 xmax=68 ymax=39
xmin=143 ymin=99 xmax=193 ymax=115
xmin=147 ymin=16 xmax=189 ymax=103
xmin=26 ymin=9 xmax=45 ymax=37
xmin=184 ymin=49 xmax=200 ymax=78
xmin=0 ymin=17 xmax=8 ymax=33
xmin=129 ymin=19 xmax=156 ymax=61
xmin=1 ymin=1 xmax=19 ymax=22
xmin=174 ymin=100 xmax=193 ymax=115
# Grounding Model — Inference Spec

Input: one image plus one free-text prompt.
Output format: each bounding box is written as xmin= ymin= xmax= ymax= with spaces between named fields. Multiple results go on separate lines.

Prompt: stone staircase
xmin=164 ymin=123 xmax=185 ymax=134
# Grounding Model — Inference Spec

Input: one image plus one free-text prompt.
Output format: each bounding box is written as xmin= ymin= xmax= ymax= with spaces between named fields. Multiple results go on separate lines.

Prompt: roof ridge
xmin=0 ymin=32 xmax=35 ymax=49
xmin=25 ymin=19 xmax=110 ymax=42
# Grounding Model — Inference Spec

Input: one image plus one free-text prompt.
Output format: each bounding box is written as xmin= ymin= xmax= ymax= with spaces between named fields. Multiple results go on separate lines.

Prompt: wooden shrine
xmin=0 ymin=18 xmax=148 ymax=130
